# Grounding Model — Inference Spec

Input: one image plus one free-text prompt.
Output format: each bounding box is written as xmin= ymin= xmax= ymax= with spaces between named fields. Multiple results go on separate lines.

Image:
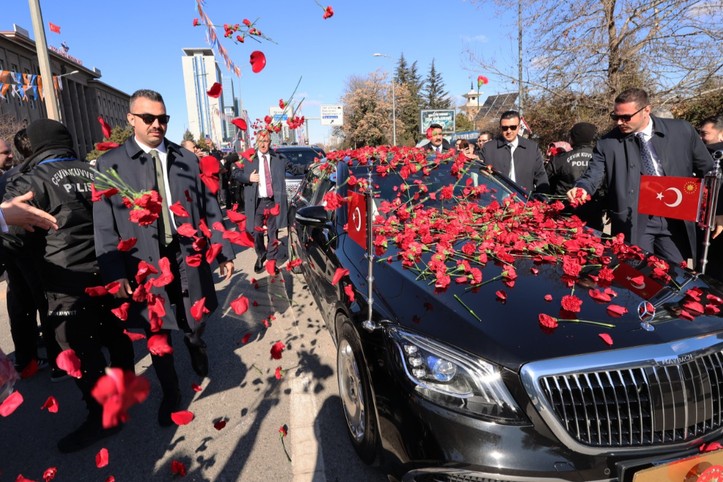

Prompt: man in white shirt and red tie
xmin=234 ymin=130 xmax=298 ymax=274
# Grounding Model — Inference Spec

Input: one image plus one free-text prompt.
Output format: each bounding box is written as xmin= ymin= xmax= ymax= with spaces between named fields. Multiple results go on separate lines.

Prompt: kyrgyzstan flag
xmin=347 ymin=191 xmax=367 ymax=249
xmin=638 ymin=175 xmax=702 ymax=222
xmin=48 ymin=22 xmax=61 ymax=34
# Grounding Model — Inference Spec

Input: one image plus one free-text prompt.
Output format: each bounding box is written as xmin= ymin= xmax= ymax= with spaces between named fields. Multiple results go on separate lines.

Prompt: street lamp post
xmin=372 ymin=53 xmax=396 ymax=146
xmin=28 ymin=0 xmax=60 ymax=120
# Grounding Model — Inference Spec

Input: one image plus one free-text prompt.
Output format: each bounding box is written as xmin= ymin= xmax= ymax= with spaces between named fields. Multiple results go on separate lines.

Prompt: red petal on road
xmin=41 ymin=396 xmax=59 ymax=413
xmin=191 ymin=383 xmax=203 ymax=392
xmin=275 ymin=366 xmax=283 ymax=379
xmin=171 ymin=410 xmax=194 ymax=425
xmin=95 ymin=448 xmax=109 ymax=468
xmin=0 ymin=390 xmax=24 ymax=416
xmin=214 ymin=418 xmax=227 ymax=430
xmin=270 ymin=341 xmax=285 ymax=360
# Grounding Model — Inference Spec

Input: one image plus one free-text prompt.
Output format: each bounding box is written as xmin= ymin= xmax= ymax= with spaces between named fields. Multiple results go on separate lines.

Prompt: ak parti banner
xmin=347 ymin=191 xmax=367 ymax=249
xmin=638 ymin=175 xmax=702 ymax=222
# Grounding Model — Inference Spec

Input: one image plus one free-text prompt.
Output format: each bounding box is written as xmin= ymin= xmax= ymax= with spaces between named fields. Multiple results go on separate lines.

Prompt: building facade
xmin=0 ymin=25 xmax=129 ymax=159
xmin=181 ymin=48 xmax=225 ymax=147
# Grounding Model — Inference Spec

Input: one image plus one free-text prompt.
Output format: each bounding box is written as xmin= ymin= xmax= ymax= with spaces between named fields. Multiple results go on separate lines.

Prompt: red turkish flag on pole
xmin=638 ymin=175 xmax=702 ymax=222
xmin=347 ymin=191 xmax=367 ymax=249
xmin=48 ymin=22 xmax=61 ymax=34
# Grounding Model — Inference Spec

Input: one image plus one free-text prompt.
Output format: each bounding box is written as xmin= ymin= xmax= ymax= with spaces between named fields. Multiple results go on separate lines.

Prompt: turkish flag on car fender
xmin=347 ymin=191 xmax=367 ymax=249
xmin=638 ymin=175 xmax=702 ymax=222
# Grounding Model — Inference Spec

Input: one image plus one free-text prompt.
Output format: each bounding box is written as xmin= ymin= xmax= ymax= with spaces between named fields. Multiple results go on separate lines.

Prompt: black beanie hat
xmin=26 ymin=119 xmax=74 ymax=155
xmin=570 ymin=122 xmax=598 ymax=146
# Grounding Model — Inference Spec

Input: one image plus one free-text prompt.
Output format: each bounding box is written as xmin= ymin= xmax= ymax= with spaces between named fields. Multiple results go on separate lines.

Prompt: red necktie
xmin=263 ymin=153 xmax=273 ymax=197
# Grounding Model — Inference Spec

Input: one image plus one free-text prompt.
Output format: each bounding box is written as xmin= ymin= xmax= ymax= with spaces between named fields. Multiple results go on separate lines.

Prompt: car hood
xmin=365 ymin=250 xmax=723 ymax=371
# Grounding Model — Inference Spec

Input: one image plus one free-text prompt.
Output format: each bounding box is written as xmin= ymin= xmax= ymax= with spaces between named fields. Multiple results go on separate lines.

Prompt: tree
xmin=422 ymin=59 xmax=452 ymax=110
xmin=85 ymin=125 xmax=133 ymax=161
xmin=395 ymin=54 xmax=425 ymax=144
xmin=0 ymin=113 xmax=26 ymax=147
xmin=183 ymin=129 xmax=195 ymax=142
xmin=337 ymin=72 xmax=395 ymax=148
xmin=455 ymin=111 xmax=475 ymax=132
xmin=470 ymin=0 xmax=723 ymax=108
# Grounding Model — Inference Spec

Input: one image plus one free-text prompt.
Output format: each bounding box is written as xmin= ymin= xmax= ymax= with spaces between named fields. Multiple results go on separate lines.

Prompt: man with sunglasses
xmin=568 ymin=88 xmax=717 ymax=266
xmin=479 ymin=110 xmax=549 ymax=194
xmin=94 ymin=89 xmax=235 ymax=427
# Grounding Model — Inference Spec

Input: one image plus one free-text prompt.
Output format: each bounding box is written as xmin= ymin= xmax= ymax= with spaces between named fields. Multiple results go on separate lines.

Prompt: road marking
xmin=290 ymin=372 xmax=327 ymax=482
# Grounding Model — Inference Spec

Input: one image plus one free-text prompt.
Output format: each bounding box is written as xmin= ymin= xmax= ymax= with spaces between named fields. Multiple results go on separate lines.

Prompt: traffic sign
xmin=320 ymin=104 xmax=344 ymax=126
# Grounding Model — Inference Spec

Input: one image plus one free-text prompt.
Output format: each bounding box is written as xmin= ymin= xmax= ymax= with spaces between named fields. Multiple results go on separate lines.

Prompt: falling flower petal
xmin=495 ymin=290 xmax=507 ymax=301
xmin=224 ymin=230 xmax=255 ymax=247
xmin=544 ymin=294 xmax=553 ymax=302
xmin=270 ymin=341 xmax=285 ymax=360
xmin=43 ymin=467 xmax=58 ymax=482
xmin=95 ymin=141 xmax=120 ymax=151
xmin=343 ymin=284 xmax=355 ymax=302
xmin=191 ymin=383 xmax=203 ymax=392
xmin=171 ymin=410 xmax=194 ymax=425
xmin=147 ymin=334 xmax=173 ymax=356
xmin=112 ymin=302 xmax=130 ymax=321
xmin=123 ymin=330 xmax=146 ymax=342
xmin=199 ymin=156 xmax=221 ymax=194
xmin=231 ymin=118 xmax=247 ymax=130
xmin=98 ymin=116 xmax=112 ymax=138
xmin=151 ymin=257 xmax=174 ymax=287
xmin=117 ymin=238 xmax=137 ymax=252
xmin=186 ymin=254 xmax=202 ymax=267
xmin=206 ymin=243 xmax=223 ymax=265
xmin=250 ymin=50 xmax=266 ymax=73
xmin=206 ymin=82 xmax=222 ymax=98
xmin=85 ymin=285 xmax=108 ymax=297
xmin=266 ymin=259 xmax=277 ymax=275
xmin=322 ymin=5 xmax=334 ymax=19
xmin=91 ymin=368 xmax=151 ymax=428
xmin=231 ymin=295 xmax=250 ymax=315
xmin=598 ymin=333 xmax=614 ymax=346
xmin=332 ymin=268 xmax=349 ymax=285
xmin=135 ymin=260 xmax=158 ymax=284
xmin=169 ymin=201 xmax=190 ymax=218
xmin=41 ymin=396 xmax=59 ymax=413
xmin=177 ymin=223 xmax=197 ymax=238
xmin=191 ymin=297 xmax=209 ymax=321
xmin=56 ymin=349 xmax=82 ymax=378
xmin=606 ymin=304 xmax=628 ymax=317
xmin=0 ymin=390 xmax=24 ymax=416
xmin=95 ymin=448 xmax=109 ymax=468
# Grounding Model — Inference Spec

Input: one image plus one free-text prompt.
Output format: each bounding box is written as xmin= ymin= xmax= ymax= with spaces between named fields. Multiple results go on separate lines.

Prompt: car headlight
xmin=389 ymin=327 xmax=524 ymax=423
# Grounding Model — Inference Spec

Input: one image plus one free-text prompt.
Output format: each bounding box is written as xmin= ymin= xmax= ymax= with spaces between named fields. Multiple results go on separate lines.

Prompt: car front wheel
xmin=336 ymin=317 xmax=378 ymax=465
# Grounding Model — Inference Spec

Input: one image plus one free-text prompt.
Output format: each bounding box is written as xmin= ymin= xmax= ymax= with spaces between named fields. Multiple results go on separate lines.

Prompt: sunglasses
xmin=610 ymin=105 xmax=646 ymax=122
xmin=500 ymin=125 xmax=518 ymax=131
xmin=131 ymin=113 xmax=170 ymax=125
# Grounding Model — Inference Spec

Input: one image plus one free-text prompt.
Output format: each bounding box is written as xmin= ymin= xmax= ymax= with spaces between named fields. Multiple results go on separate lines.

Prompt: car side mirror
xmin=295 ymin=205 xmax=329 ymax=226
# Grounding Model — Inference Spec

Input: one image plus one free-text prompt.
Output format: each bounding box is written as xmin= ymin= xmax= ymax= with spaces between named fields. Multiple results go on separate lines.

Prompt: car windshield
xmin=277 ymin=149 xmax=323 ymax=172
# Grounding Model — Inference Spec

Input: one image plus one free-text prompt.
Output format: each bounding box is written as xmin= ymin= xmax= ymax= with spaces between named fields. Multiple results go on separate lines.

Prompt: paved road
xmin=0 ymin=236 xmax=387 ymax=482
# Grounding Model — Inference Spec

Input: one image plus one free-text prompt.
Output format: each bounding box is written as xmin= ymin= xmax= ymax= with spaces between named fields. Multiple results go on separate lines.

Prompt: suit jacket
xmin=232 ymin=150 xmax=290 ymax=232
xmin=424 ymin=139 xmax=451 ymax=153
xmin=480 ymin=135 xmax=549 ymax=194
xmin=93 ymin=137 xmax=234 ymax=332
xmin=575 ymin=116 xmax=714 ymax=260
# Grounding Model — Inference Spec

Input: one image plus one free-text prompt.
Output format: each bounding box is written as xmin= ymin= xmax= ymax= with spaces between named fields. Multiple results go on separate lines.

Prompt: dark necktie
xmin=150 ymin=149 xmax=173 ymax=246
xmin=635 ymin=132 xmax=659 ymax=176
xmin=262 ymin=153 xmax=273 ymax=197
xmin=507 ymin=144 xmax=516 ymax=182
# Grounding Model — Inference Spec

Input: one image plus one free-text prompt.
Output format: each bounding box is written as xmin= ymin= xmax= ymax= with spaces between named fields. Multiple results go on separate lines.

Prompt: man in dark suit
xmin=569 ymin=88 xmax=718 ymax=265
xmin=94 ymin=89 xmax=235 ymax=426
xmin=480 ymin=110 xmax=549 ymax=194
xmin=423 ymin=123 xmax=451 ymax=154
xmin=233 ymin=130 xmax=295 ymax=274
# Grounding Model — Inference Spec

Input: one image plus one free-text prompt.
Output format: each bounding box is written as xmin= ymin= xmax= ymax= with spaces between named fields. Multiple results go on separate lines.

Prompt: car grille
xmin=539 ymin=349 xmax=723 ymax=447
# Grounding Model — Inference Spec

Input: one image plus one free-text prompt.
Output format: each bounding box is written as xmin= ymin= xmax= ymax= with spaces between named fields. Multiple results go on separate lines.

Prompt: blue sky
xmin=5 ymin=1 xmax=520 ymax=145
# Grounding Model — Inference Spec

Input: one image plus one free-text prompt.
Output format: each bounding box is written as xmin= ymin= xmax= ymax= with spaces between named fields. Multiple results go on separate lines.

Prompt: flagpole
xmin=28 ymin=0 xmax=60 ymax=121
xmin=699 ymin=152 xmax=722 ymax=274
xmin=361 ymin=164 xmax=376 ymax=332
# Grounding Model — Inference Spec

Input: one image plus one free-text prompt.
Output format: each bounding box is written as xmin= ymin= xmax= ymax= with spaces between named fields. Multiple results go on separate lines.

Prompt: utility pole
xmin=517 ymin=0 xmax=523 ymax=113
xmin=28 ymin=0 xmax=60 ymax=120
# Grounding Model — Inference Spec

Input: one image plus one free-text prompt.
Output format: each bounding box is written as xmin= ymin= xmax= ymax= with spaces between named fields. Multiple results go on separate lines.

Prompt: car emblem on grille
xmin=637 ymin=301 xmax=655 ymax=331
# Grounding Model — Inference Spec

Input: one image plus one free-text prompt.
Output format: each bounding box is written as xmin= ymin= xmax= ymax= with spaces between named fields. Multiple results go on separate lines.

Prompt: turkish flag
xmin=638 ymin=175 xmax=702 ymax=222
xmin=48 ymin=22 xmax=61 ymax=34
xmin=613 ymin=262 xmax=663 ymax=300
xmin=347 ymin=191 xmax=367 ymax=249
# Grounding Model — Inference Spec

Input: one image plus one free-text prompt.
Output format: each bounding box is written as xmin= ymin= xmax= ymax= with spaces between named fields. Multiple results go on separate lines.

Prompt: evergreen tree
xmin=182 ymin=129 xmax=195 ymax=142
xmin=422 ymin=59 xmax=452 ymax=110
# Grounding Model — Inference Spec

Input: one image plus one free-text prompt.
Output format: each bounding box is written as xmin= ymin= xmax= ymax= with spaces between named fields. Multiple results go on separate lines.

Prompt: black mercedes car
xmin=288 ymin=146 xmax=723 ymax=482
xmin=274 ymin=145 xmax=325 ymax=201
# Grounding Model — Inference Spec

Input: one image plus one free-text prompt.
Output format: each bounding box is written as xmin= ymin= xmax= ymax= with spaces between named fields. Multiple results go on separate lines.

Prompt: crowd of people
xmin=0 ymin=88 xmax=294 ymax=453
xmin=0 ymin=85 xmax=722 ymax=456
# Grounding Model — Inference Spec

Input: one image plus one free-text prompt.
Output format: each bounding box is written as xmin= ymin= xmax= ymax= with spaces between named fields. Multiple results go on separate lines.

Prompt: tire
xmin=336 ymin=317 xmax=379 ymax=465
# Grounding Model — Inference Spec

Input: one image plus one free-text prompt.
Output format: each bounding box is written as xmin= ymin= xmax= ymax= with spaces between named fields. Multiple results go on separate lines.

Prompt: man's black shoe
xmin=158 ymin=389 xmax=182 ymax=427
xmin=253 ymin=254 xmax=267 ymax=274
xmin=57 ymin=419 xmax=123 ymax=453
xmin=184 ymin=338 xmax=209 ymax=377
